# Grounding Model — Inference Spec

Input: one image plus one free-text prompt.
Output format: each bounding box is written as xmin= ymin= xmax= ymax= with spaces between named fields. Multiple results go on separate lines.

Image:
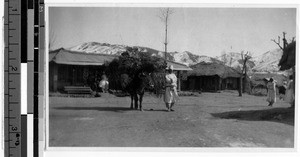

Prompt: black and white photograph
xmin=48 ymin=5 xmax=296 ymax=148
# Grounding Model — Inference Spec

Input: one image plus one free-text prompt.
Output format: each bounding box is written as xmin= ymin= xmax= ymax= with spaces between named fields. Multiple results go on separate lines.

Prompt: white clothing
xmin=266 ymin=81 xmax=276 ymax=103
xmin=164 ymin=73 xmax=179 ymax=103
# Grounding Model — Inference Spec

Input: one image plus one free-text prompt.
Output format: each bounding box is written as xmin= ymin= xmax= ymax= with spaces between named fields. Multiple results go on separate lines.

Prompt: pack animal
xmin=120 ymin=73 xmax=154 ymax=111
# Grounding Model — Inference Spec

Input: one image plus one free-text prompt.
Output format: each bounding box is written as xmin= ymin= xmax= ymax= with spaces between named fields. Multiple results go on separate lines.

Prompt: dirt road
xmin=49 ymin=91 xmax=294 ymax=147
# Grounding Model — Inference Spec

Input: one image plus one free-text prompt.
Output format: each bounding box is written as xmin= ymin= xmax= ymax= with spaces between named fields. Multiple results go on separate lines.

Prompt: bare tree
xmin=220 ymin=50 xmax=227 ymax=65
xmin=238 ymin=51 xmax=252 ymax=96
xmin=228 ymin=52 xmax=235 ymax=67
xmin=158 ymin=8 xmax=174 ymax=60
xmin=271 ymin=32 xmax=290 ymax=51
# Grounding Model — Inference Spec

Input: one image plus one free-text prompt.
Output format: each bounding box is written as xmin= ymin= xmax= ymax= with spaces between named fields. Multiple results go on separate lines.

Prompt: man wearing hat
xmin=164 ymin=65 xmax=179 ymax=112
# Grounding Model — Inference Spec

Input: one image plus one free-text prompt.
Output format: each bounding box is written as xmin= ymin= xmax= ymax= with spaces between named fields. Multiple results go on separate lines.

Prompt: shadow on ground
xmin=211 ymin=107 xmax=295 ymax=126
xmin=53 ymin=106 xmax=167 ymax=112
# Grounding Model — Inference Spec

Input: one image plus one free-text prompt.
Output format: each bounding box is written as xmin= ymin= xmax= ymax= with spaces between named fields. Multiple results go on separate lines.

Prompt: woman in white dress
xmin=164 ymin=65 xmax=179 ymax=112
xmin=266 ymin=78 xmax=276 ymax=107
xmin=285 ymin=75 xmax=295 ymax=108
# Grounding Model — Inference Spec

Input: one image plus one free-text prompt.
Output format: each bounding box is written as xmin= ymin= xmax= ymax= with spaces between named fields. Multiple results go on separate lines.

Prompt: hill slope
xmin=68 ymin=42 xmax=283 ymax=73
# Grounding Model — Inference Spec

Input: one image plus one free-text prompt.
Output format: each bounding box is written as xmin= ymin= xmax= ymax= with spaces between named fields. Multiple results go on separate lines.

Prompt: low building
xmin=49 ymin=48 xmax=192 ymax=92
xmin=49 ymin=48 xmax=117 ymax=92
xmin=249 ymin=73 xmax=287 ymax=95
xmin=184 ymin=62 xmax=241 ymax=91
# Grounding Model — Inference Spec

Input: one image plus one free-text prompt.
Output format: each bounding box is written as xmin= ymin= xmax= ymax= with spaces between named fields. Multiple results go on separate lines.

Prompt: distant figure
xmin=164 ymin=65 xmax=179 ymax=112
xmin=99 ymin=73 xmax=109 ymax=93
xmin=266 ymin=78 xmax=276 ymax=107
xmin=285 ymin=75 xmax=295 ymax=108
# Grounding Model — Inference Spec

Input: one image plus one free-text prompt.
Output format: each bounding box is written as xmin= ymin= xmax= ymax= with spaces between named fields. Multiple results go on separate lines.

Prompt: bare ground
xmin=49 ymin=91 xmax=294 ymax=147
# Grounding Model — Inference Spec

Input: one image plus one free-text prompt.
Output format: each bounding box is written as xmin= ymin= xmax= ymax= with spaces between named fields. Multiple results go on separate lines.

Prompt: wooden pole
xmin=177 ymin=71 xmax=181 ymax=91
xmin=53 ymin=63 xmax=58 ymax=92
xmin=164 ymin=9 xmax=169 ymax=61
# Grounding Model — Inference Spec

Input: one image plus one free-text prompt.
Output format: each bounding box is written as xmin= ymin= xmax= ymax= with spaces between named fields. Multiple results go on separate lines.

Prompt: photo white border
xmin=42 ymin=1 xmax=300 ymax=157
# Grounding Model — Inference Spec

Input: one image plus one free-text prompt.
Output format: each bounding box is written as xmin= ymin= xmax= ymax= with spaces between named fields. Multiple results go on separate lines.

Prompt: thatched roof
xmin=278 ymin=41 xmax=295 ymax=70
xmin=49 ymin=48 xmax=117 ymax=65
xmin=49 ymin=48 xmax=191 ymax=70
xmin=166 ymin=60 xmax=192 ymax=71
xmin=249 ymin=73 xmax=287 ymax=87
xmin=188 ymin=62 xmax=241 ymax=78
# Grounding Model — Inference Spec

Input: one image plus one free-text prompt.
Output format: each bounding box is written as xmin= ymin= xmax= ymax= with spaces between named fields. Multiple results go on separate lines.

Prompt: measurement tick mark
xmin=9 ymin=43 xmax=19 ymax=45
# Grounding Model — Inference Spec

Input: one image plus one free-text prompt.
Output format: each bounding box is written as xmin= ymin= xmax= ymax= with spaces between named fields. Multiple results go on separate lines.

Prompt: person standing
xmin=164 ymin=65 xmax=179 ymax=112
xmin=99 ymin=72 xmax=109 ymax=93
xmin=266 ymin=78 xmax=276 ymax=107
xmin=285 ymin=75 xmax=295 ymax=108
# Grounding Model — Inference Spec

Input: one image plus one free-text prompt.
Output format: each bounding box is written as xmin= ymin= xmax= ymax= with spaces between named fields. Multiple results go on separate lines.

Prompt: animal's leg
xmin=170 ymin=103 xmax=175 ymax=111
xmin=134 ymin=94 xmax=139 ymax=109
xmin=139 ymin=94 xmax=144 ymax=111
xmin=166 ymin=103 xmax=171 ymax=112
xmin=130 ymin=94 xmax=134 ymax=109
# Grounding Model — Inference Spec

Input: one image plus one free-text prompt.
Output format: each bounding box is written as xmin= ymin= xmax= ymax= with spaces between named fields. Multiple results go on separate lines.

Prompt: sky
xmin=49 ymin=7 xmax=296 ymax=57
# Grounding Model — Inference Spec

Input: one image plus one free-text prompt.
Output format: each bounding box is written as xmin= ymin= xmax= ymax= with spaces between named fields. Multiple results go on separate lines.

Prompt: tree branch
xmin=271 ymin=39 xmax=283 ymax=50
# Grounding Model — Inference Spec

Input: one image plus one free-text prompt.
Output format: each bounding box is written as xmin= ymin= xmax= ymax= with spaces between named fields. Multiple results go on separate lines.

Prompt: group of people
xmin=97 ymin=67 xmax=294 ymax=111
xmin=266 ymin=75 xmax=295 ymax=108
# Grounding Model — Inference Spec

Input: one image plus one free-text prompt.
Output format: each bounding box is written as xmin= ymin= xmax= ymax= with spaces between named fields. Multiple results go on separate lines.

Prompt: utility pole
xmin=158 ymin=8 xmax=173 ymax=61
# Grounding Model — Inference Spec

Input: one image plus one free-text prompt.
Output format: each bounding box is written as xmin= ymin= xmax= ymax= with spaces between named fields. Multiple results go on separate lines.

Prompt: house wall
xmin=185 ymin=75 xmax=220 ymax=91
xmin=221 ymin=77 xmax=239 ymax=90
xmin=183 ymin=76 xmax=239 ymax=91
xmin=49 ymin=63 xmax=105 ymax=92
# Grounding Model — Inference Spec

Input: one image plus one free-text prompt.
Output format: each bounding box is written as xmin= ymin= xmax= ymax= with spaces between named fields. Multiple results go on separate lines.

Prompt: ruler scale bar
xmin=5 ymin=0 xmax=44 ymax=157
xmin=21 ymin=0 xmax=28 ymax=63
xmin=21 ymin=115 xmax=27 ymax=157
xmin=4 ymin=0 xmax=22 ymax=157
xmin=33 ymin=1 xmax=40 ymax=157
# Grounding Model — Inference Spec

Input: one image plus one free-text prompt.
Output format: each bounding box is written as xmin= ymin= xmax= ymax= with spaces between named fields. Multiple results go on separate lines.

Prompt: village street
xmin=49 ymin=91 xmax=294 ymax=147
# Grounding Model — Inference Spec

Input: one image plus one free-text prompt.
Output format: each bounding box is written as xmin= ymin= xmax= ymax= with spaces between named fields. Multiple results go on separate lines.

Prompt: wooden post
xmin=215 ymin=77 xmax=217 ymax=91
xmin=238 ymin=76 xmax=242 ymax=96
xmin=53 ymin=64 xmax=58 ymax=92
xmin=177 ymin=71 xmax=181 ymax=91
xmin=72 ymin=66 xmax=76 ymax=85
xmin=219 ymin=77 xmax=222 ymax=90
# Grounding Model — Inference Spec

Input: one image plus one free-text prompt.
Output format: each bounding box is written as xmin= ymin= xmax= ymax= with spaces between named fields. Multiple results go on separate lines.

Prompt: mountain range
xmin=68 ymin=42 xmax=283 ymax=73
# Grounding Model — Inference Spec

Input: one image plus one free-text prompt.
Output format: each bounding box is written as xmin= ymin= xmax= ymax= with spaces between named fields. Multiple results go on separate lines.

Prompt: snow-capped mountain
xmin=171 ymin=51 xmax=221 ymax=65
xmin=216 ymin=52 xmax=244 ymax=69
xmin=215 ymin=49 xmax=283 ymax=73
xmin=67 ymin=42 xmax=283 ymax=73
xmin=68 ymin=42 xmax=218 ymax=65
xmin=69 ymin=42 xmax=127 ymax=55
xmin=252 ymin=49 xmax=283 ymax=72
xmin=216 ymin=52 xmax=255 ymax=72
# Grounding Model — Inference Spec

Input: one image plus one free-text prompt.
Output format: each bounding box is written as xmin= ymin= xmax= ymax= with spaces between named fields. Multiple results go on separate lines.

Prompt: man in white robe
xmin=164 ymin=65 xmax=179 ymax=112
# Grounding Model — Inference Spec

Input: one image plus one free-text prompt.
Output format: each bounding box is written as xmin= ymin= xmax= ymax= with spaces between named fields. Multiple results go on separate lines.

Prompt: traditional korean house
xmin=184 ymin=62 xmax=241 ymax=91
xmin=49 ymin=48 xmax=192 ymax=92
xmin=249 ymin=73 xmax=287 ymax=95
xmin=49 ymin=48 xmax=116 ymax=92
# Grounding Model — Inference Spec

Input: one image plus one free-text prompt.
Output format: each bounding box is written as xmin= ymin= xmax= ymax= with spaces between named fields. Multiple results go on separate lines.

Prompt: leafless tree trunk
xmin=220 ymin=51 xmax=227 ymax=65
xmin=239 ymin=51 xmax=252 ymax=96
xmin=158 ymin=8 xmax=174 ymax=60
xmin=271 ymin=32 xmax=288 ymax=51
xmin=228 ymin=52 xmax=234 ymax=67
xmin=238 ymin=76 xmax=243 ymax=96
